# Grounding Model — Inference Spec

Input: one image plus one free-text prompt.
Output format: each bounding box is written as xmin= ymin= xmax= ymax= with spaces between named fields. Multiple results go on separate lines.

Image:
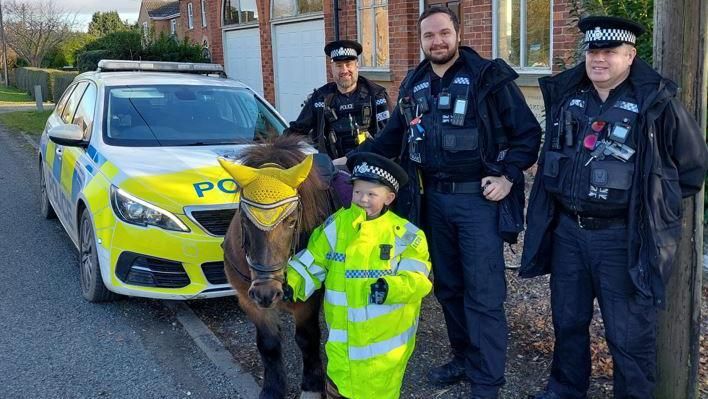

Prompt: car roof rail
xmin=97 ymin=60 xmax=227 ymax=78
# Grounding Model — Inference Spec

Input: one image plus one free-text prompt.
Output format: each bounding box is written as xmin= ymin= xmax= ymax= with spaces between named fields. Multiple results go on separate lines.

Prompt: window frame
xmin=188 ymin=3 xmax=194 ymax=30
xmin=60 ymin=81 xmax=89 ymax=124
xmin=201 ymin=0 xmax=208 ymax=27
xmin=492 ymin=0 xmax=553 ymax=74
xmin=270 ymin=0 xmax=324 ymax=21
xmin=356 ymin=0 xmax=390 ymax=71
xmin=71 ymin=82 xmax=98 ymax=140
xmin=223 ymin=0 xmax=260 ymax=27
xmin=170 ymin=18 xmax=177 ymax=35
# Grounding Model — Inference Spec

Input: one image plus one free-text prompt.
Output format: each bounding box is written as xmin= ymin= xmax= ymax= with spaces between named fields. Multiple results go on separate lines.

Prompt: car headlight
xmin=110 ymin=186 xmax=190 ymax=232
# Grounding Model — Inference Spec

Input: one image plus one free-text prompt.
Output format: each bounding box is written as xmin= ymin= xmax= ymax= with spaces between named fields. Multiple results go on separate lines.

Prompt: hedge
xmin=52 ymin=71 xmax=80 ymax=102
xmin=13 ymin=67 xmax=78 ymax=103
xmin=76 ymin=50 xmax=110 ymax=74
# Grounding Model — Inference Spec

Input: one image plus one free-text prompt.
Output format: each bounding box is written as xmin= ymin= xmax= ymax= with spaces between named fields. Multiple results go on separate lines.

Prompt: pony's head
xmin=220 ymin=145 xmax=317 ymax=308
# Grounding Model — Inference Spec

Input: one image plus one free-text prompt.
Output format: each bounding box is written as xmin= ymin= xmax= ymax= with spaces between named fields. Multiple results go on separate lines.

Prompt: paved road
xmin=0 ymin=128 xmax=244 ymax=399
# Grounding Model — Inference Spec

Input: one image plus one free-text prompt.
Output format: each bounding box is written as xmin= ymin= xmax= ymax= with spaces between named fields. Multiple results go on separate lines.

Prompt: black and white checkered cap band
xmin=330 ymin=47 xmax=358 ymax=58
xmin=585 ymin=27 xmax=636 ymax=44
xmin=352 ymin=162 xmax=399 ymax=191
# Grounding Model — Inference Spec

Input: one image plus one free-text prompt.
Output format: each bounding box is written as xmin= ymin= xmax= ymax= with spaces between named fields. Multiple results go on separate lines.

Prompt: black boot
xmin=427 ymin=357 xmax=466 ymax=386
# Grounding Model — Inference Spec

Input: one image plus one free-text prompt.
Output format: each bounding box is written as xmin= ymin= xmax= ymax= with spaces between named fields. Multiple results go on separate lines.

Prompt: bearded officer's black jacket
xmin=521 ymin=57 xmax=708 ymax=307
xmin=285 ymin=76 xmax=391 ymax=159
xmin=353 ymin=46 xmax=542 ymax=243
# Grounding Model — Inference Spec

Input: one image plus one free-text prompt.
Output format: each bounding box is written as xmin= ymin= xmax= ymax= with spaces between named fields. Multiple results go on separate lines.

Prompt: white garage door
xmin=273 ymin=19 xmax=327 ymax=122
xmin=223 ymin=27 xmax=264 ymax=96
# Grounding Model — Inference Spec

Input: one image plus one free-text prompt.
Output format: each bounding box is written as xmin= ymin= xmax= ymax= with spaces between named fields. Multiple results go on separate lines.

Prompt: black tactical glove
xmin=282 ymin=283 xmax=294 ymax=303
xmin=369 ymin=278 xmax=388 ymax=305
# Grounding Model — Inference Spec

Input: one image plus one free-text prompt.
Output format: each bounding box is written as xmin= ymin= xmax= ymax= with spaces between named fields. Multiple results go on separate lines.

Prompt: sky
xmin=19 ymin=0 xmax=142 ymax=31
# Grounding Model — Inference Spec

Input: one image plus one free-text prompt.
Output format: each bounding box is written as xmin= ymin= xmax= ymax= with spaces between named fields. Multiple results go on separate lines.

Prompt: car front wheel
xmin=79 ymin=210 xmax=119 ymax=302
xmin=39 ymin=164 xmax=56 ymax=219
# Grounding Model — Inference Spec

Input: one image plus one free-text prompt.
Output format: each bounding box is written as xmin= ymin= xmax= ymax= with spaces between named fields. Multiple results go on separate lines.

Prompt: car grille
xmin=186 ymin=205 xmax=237 ymax=236
xmin=116 ymin=252 xmax=190 ymax=288
xmin=202 ymin=262 xmax=228 ymax=285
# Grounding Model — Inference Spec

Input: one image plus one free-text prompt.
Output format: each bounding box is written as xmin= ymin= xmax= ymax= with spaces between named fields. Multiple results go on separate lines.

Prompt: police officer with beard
xmin=522 ymin=16 xmax=708 ymax=399
xmin=285 ymin=40 xmax=391 ymax=159
xmin=337 ymin=7 xmax=542 ymax=399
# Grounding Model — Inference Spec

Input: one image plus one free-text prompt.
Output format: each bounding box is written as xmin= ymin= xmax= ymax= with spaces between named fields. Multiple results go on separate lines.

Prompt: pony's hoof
xmin=299 ymin=392 xmax=323 ymax=399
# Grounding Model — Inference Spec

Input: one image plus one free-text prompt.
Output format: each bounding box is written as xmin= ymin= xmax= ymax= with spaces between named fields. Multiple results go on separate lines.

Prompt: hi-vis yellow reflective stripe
xmin=289 ymin=258 xmax=316 ymax=298
xmin=324 ymin=220 xmax=337 ymax=250
xmin=396 ymin=259 xmax=430 ymax=276
xmin=348 ymin=304 xmax=404 ymax=322
xmin=325 ymin=289 xmax=348 ymax=306
xmin=328 ymin=329 xmax=348 ymax=342
xmin=348 ymin=323 xmax=418 ymax=360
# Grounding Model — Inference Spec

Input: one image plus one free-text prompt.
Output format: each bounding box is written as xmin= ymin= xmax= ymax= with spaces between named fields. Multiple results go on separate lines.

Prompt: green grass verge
xmin=0 ymin=110 xmax=52 ymax=135
xmin=0 ymin=86 xmax=32 ymax=103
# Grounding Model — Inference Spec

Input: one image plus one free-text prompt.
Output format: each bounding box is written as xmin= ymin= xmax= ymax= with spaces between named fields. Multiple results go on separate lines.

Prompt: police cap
xmin=347 ymin=152 xmax=408 ymax=193
xmin=579 ymin=15 xmax=646 ymax=49
xmin=324 ymin=40 xmax=362 ymax=61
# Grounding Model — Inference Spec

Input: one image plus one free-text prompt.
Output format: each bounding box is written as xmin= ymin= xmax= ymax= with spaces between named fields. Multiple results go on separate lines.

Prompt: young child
xmin=286 ymin=152 xmax=432 ymax=399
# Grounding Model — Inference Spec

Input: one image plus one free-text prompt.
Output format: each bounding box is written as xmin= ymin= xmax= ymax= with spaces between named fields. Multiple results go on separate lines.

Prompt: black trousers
xmin=425 ymin=188 xmax=507 ymax=397
xmin=548 ymin=213 xmax=657 ymax=399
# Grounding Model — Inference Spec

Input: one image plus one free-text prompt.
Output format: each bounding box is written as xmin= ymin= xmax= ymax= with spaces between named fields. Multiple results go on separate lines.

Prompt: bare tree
xmin=3 ymin=0 xmax=78 ymax=67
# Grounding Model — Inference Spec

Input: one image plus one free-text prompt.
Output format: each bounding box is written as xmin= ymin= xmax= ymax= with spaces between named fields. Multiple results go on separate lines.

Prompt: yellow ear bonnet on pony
xmin=218 ymin=155 xmax=313 ymax=230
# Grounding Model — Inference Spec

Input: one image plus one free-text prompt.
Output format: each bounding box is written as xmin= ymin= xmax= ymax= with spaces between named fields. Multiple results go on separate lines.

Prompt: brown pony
xmin=220 ymin=136 xmax=336 ymax=399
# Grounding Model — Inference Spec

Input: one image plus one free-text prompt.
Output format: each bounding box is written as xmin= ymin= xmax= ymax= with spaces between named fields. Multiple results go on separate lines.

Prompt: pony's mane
xmin=237 ymin=135 xmax=331 ymax=235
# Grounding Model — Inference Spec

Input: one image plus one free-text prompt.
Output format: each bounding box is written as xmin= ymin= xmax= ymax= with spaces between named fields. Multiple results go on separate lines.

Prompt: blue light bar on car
xmin=97 ymin=60 xmax=224 ymax=74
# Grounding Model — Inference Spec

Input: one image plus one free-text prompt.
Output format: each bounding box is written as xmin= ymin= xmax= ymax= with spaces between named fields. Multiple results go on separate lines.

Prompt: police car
xmin=39 ymin=60 xmax=288 ymax=302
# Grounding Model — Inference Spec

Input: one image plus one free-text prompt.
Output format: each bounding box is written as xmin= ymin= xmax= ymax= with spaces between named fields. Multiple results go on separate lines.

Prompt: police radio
xmin=451 ymin=98 xmax=468 ymax=126
xmin=438 ymin=89 xmax=451 ymax=110
xmin=609 ymin=122 xmax=631 ymax=144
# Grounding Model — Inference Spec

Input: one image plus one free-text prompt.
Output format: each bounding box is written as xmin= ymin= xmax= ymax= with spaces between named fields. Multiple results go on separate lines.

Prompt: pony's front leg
xmin=245 ymin=304 xmax=287 ymax=399
xmin=293 ymin=290 xmax=324 ymax=398
xmin=256 ymin=312 xmax=286 ymax=399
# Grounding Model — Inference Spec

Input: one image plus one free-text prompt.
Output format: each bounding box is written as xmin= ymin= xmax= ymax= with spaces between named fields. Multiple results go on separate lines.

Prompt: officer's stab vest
xmin=323 ymin=91 xmax=374 ymax=156
xmin=407 ymin=71 xmax=483 ymax=179
xmin=542 ymin=87 xmax=640 ymax=215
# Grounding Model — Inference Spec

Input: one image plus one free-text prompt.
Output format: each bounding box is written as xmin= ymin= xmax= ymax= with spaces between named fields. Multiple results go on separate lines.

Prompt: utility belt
xmin=427 ymin=180 xmax=482 ymax=194
xmin=559 ymin=206 xmax=627 ymax=230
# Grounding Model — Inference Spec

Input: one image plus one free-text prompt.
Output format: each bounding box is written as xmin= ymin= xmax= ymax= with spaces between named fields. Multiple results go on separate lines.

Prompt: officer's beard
xmin=424 ymin=43 xmax=459 ymax=65
xmin=336 ymin=73 xmax=358 ymax=94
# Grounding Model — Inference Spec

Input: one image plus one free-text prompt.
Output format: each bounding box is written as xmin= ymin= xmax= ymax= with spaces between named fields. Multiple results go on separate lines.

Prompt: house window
xmin=201 ymin=0 xmax=207 ymax=27
xmin=171 ymin=19 xmax=177 ymax=35
xmin=357 ymin=0 xmax=389 ymax=69
xmin=188 ymin=3 xmax=194 ymax=29
xmin=142 ymin=21 xmax=149 ymax=37
xmin=494 ymin=0 xmax=552 ymax=71
xmin=223 ymin=0 xmax=258 ymax=25
xmin=271 ymin=0 xmax=323 ymax=19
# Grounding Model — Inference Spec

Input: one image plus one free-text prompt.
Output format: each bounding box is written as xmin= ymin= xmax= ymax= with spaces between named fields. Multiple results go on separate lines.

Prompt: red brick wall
xmin=206 ymin=0 xmax=224 ymax=65
xmin=461 ymin=0 xmax=493 ymax=57
xmin=552 ymin=0 xmax=581 ymax=72
xmin=152 ymin=19 xmax=174 ymax=37
xmin=258 ymin=0 xmax=276 ymax=104
xmin=324 ymin=0 xmax=420 ymax=102
xmin=386 ymin=0 xmax=421 ymax=100
xmin=180 ymin=0 xmax=212 ymax=50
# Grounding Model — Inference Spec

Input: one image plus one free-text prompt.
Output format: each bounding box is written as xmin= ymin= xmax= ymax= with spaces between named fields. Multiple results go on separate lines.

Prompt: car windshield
xmin=104 ymin=85 xmax=285 ymax=146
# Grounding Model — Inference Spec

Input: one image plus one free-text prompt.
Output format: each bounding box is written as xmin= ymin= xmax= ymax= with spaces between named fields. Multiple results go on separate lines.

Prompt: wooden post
xmin=653 ymin=0 xmax=707 ymax=398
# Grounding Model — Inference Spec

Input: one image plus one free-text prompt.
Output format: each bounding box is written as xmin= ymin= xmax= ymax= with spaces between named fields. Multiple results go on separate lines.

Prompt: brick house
xmin=139 ymin=1 xmax=582 ymax=123
xmin=137 ymin=1 xmax=183 ymax=39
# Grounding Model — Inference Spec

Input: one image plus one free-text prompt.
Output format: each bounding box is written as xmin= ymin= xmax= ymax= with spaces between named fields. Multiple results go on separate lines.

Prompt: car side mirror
xmin=48 ymin=124 xmax=88 ymax=147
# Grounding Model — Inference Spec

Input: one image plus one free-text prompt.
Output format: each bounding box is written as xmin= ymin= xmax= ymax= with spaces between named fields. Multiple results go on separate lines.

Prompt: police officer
xmin=285 ymin=40 xmax=391 ymax=159
xmin=522 ymin=16 xmax=708 ymax=399
xmin=338 ymin=7 xmax=542 ymax=399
